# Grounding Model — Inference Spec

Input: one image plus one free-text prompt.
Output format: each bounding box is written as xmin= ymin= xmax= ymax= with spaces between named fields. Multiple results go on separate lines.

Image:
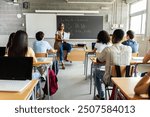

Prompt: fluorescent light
xmin=35 ymin=10 xmax=99 ymax=14
xmin=66 ymin=0 xmax=115 ymax=4
xmin=57 ymin=14 xmax=84 ymax=16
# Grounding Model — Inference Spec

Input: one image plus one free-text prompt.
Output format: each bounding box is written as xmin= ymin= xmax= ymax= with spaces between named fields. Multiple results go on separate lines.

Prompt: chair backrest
xmin=111 ymin=65 xmax=134 ymax=77
xmin=35 ymin=53 xmax=48 ymax=57
xmin=132 ymin=53 xmax=138 ymax=57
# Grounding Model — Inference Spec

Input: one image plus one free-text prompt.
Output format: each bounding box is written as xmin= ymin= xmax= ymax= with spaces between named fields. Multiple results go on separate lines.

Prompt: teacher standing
xmin=54 ymin=23 xmax=72 ymax=69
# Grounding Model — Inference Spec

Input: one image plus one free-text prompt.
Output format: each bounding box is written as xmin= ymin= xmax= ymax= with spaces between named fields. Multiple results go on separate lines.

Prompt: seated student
xmin=134 ymin=71 xmax=150 ymax=98
xmin=5 ymin=32 xmax=15 ymax=54
xmin=33 ymin=31 xmax=56 ymax=54
xmin=143 ymin=49 xmax=150 ymax=63
xmin=8 ymin=30 xmax=40 ymax=78
xmin=122 ymin=30 xmax=139 ymax=53
xmin=94 ymin=29 xmax=132 ymax=100
xmin=93 ymin=30 xmax=112 ymax=55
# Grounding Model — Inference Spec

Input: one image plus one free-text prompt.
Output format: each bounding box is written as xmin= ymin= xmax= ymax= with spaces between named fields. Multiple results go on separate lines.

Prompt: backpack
xmin=43 ymin=69 xmax=58 ymax=96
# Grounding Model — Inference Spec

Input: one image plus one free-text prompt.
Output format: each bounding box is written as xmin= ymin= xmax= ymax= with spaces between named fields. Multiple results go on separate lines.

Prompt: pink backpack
xmin=43 ymin=69 xmax=58 ymax=96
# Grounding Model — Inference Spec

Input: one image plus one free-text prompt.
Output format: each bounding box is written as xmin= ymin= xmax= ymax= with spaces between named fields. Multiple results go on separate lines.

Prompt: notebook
xmin=63 ymin=32 xmax=70 ymax=40
xmin=0 ymin=57 xmax=33 ymax=92
xmin=0 ymin=47 xmax=6 ymax=57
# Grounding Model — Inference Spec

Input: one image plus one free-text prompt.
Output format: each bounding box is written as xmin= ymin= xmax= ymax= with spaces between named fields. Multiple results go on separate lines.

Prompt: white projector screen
xmin=26 ymin=14 xmax=56 ymax=38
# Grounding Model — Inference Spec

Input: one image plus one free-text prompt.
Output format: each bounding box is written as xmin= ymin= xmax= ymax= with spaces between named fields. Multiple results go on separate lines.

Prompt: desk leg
xmin=47 ymin=66 xmax=51 ymax=100
xmin=53 ymin=54 xmax=57 ymax=74
xmin=93 ymin=65 xmax=97 ymax=98
xmin=84 ymin=53 xmax=86 ymax=75
xmin=85 ymin=53 xmax=88 ymax=80
xmin=134 ymin=64 xmax=138 ymax=77
xmin=90 ymin=62 xmax=93 ymax=94
xmin=114 ymin=85 xmax=118 ymax=100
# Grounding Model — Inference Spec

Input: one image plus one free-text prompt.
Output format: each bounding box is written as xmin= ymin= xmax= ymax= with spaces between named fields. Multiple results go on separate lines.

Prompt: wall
xmin=0 ymin=0 xmax=127 ymax=49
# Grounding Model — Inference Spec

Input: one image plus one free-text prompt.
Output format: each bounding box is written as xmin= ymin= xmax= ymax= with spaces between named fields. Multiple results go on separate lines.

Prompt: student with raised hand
xmin=94 ymin=29 xmax=132 ymax=100
xmin=54 ymin=23 xmax=72 ymax=69
xmin=122 ymin=30 xmax=139 ymax=53
xmin=93 ymin=30 xmax=112 ymax=55
xmin=134 ymin=71 xmax=150 ymax=98
xmin=33 ymin=31 xmax=56 ymax=54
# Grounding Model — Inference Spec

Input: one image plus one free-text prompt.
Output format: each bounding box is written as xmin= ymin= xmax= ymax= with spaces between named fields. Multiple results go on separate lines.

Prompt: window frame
xmin=129 ymin=0 xmax=147 ymax=35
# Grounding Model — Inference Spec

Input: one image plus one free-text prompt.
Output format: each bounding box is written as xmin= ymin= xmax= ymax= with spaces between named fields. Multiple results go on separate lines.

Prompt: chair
xmin=35 ymin=53 xmax=48 ymax=58
xmin=104 ymin=65 xmax=135 ymax=99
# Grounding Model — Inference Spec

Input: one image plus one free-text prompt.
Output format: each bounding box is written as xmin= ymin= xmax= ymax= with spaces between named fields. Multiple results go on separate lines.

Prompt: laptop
xmin=0 ymin=57 xmax=33 ymax=92
xmin=63 ymin=32 xmax=70 ymax=40
xmin=0 ymin=47 xmax=6 ymax=57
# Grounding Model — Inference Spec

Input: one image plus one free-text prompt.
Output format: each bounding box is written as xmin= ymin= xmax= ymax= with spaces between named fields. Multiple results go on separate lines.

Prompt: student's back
xmin=33 ymin=40 xmax=52 ymax=53
xmin=33 ymin=31 xmax=53 ymax=53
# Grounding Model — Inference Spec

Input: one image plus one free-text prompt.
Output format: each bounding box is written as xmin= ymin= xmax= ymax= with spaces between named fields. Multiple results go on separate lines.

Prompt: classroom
xmin=0 ymin=0 xmax=150 ymax=100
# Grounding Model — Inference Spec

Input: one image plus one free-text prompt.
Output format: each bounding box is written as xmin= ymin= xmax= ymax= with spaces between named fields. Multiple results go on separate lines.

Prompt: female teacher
xmin=54 ymin=23 xmax=72 ymax=69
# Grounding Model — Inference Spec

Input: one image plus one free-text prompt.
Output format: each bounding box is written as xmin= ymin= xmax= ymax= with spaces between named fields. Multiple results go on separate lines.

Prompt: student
xmin=8 ymin=30 xmax=40 ymax=78
xmin=54 ymin=23 xmax=72 ymax=69
xmin=134 ymin=71 xmax=150 ymax=98
xmin=94 ymin=29 xmax=132 ymax=100
xmin=143 ymin=49 xmax=150 ymax=63
xmin=33 ymin=31 xmax=56 ymax=54
xmin=5 ymin=32 xmax=15 ymax=54
xmin=122 ymin=30 xmax=139 ymax=53
xmin=93 ymin=30 xmax=112 ymax=56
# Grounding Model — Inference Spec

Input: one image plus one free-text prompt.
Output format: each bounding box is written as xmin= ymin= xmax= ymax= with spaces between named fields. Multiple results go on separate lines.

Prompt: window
xmin=129 ymin=0 xmax=147 ymax=34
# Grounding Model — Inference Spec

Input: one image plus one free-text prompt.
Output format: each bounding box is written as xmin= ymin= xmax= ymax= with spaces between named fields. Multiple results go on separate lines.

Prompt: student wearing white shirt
xmin=93 ymin=30 xmax=112 ymax=53
xmin=94 ymin=29 xmax=132 ymax=100
xmin=33 ymin=31 xmax=55 ymax=54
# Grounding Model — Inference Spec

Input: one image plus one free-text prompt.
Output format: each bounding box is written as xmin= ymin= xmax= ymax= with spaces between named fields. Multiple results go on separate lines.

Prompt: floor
xmin=44 ymin=61 xmax=94 ymax=100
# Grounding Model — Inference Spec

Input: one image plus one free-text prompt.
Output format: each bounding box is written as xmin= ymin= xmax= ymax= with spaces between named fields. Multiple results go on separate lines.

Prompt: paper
xmin=63 ymin=32 xmax=70 ymax=40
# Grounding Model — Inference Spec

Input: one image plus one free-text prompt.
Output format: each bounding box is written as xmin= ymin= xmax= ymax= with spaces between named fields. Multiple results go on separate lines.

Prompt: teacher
xmin=54 ymin=23 xmax=72 ymax=69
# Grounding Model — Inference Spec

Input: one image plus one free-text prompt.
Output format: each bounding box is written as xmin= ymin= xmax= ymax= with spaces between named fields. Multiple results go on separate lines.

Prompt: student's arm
xmin=134 ymin=72 xmax=150 ymax=95
xmin=143 ymin=51 xmax=150 ymax=63
xmin=28 ymin=47 xmax=37 ymax=63
xmin=47 ymin=49 xmax=57 ymax=54
xmin=93 ymin=48 xmax=97 ymax=53
xmin=96 ymin=47 xmax=107 ymax=62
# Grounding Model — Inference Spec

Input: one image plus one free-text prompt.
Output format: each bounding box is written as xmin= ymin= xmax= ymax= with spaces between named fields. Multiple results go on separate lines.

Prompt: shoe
xmin=62 ymin=63 xmax=65 ymax=69
xmin=40 ymin=77 xmax=46 ymax=82
xmin=94 ymin=95 xmax=105 ymax=100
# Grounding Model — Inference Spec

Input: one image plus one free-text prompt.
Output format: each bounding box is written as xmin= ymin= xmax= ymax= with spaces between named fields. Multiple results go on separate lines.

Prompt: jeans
xmin=93 ymin=69 xmax=105 ymax=98
xmin=32 ymin=71 xmax=41 ymax=90
xmin=59 ymin=42 xmax=72 ymax=62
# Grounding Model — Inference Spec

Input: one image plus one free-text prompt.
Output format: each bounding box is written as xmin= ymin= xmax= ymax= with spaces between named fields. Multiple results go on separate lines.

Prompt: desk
xmin=0 ymin=80 xmax=38 ymax=100
xmin=33 ymin=57 xmax=53 ymax=100
xmin=112 ymin=77 xmax=149 ymax=100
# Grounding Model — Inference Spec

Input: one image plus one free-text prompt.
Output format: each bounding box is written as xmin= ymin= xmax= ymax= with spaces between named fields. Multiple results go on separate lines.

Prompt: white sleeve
xmin=94 ymin=43 xmax=98 ymax=49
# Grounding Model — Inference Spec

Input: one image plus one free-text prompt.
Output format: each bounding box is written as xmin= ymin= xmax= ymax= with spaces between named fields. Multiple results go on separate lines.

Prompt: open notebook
xmin=0 ymin=57 xmax=33 ymax=92
xmin=63 ymin=32 xmax=70 ymax=40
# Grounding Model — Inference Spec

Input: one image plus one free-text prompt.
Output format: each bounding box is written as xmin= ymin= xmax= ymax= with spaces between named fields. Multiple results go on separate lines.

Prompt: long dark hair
xmin=8 ymin=30 xmax=28 ymax=57
xmin=7 ymin=32 xmax=15 ymax=48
